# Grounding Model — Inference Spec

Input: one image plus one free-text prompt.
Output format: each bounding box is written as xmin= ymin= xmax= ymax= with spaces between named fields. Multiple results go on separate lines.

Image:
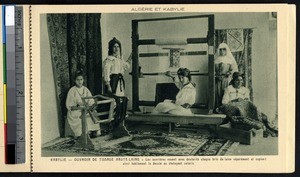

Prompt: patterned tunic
xmin=222 ymin=85 xmax=250 ymax=105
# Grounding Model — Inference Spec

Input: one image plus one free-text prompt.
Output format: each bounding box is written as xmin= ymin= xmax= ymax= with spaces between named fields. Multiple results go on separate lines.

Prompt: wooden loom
xmin=72 ymin=95 xmax=131 ymax=150
xmin=129 ymin=15 xmax=226 ymax=129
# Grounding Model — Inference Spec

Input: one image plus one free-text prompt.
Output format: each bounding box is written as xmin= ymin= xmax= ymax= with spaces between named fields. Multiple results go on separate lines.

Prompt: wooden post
xmin=109 ymin=99 xmax=114 ymax=121
xmin=81 ymin=109 xmax=87 ymax=146
xmin=207 ymin=15 xmax=215 ymax=114
xmin=132 ymin=20 xmax=140 ymax=112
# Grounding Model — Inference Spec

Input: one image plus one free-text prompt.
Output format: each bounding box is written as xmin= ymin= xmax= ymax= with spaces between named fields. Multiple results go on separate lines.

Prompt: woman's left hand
xmin=126 ymin=53 xmax=132 ymax=63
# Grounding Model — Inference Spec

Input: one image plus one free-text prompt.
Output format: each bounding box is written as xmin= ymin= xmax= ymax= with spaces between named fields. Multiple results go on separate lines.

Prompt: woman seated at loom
xmin=217 ymin=72 xmax=278 ymax=137
xmin=152 ymin=68 xmax=196 ymax=116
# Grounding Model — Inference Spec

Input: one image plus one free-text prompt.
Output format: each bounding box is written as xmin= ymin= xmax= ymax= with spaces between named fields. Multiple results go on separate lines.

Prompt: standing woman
xmin=214 ymin=43 xmax=239 ymax=108
xmin=103 ymin=37 xmax=131 ymax=137
xmin=103 ymin=37 xmax=130 ymax=96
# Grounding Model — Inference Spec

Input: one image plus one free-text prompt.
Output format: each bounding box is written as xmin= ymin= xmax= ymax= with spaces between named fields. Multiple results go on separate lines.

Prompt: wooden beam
xmin=139 ymin=51 xmax=207 ymax=58
xmin=138 ymin=100 xmax=156 ymax=106
xmin=81 ymin=109 xmax=87 ymax=146
xmin=127 ymin=113 xmax=226 ymax=125
xmin=186 ymin=38 xmax=207 ymax=44
xmin=138 ymin=37 xmax=207 ymax=45
xmin=207 ymin=15 xmax=215 ymax=114
xmin=132 ymin=20 xmax=140 ymax=112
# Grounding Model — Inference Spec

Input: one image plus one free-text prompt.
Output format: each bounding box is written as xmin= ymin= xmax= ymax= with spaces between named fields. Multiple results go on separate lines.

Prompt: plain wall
xmin=40 ymin=14 xmax=60 ymax=145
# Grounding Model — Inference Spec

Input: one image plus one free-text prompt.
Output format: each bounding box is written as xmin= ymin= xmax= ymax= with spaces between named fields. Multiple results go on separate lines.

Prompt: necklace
xmin=75 ymin=87 xmax=84 ymax=97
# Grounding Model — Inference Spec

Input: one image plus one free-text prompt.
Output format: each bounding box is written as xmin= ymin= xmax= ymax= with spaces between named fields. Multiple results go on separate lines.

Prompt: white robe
xmin=65 ymin=86 xmax=100 ymax=137
xmin=152 ymin=82 xmax=196 ymax=115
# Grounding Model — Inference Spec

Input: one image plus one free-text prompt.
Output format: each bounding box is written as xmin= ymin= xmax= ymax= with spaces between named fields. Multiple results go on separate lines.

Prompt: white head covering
xmin=214 ymin=43 xmax=238 ymax=73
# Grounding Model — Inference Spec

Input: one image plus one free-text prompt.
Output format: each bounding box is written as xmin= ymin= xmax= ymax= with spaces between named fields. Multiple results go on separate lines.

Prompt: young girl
xmin=65 ymin=71 xmax=100 ymax=139
xmin=152 ymin=68 xmax=196 ymax=116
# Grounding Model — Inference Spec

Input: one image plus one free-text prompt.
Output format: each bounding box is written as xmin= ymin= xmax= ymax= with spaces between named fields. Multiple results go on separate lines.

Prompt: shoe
xmin=266 ymin=128 xmax=278 ymax=137
xmin=89 ymin=131 xmax=99 ymax=139
xmin=263 ymin=130 xmax=269 ymax=138
xmin=96 ymin=130 xmax=101 ymax=136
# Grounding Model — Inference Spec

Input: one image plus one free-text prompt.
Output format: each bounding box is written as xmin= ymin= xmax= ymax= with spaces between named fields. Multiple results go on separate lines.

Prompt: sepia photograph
xmin=40 ymin=12 xmax=278 ymax=157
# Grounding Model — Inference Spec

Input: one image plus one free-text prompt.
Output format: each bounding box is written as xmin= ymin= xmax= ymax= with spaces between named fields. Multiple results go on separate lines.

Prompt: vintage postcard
xmin=27 ymin=4 xmax=295 ymax=172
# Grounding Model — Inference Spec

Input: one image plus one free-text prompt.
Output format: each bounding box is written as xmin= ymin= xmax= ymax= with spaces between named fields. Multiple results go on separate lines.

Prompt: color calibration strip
xmin=3 ymin=5 xmax=25 ymax=164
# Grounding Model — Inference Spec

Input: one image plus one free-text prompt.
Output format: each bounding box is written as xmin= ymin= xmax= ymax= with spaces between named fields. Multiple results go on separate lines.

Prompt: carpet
xmin=43 ymin=132 xmax=239 ymax=156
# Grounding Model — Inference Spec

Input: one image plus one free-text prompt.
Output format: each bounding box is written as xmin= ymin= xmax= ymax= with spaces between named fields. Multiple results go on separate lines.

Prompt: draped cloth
xmin=218 ymin=101 xmax=278 ymax=137
xmin=47 ymin=14 xmax=102 ymax=136
xmin=215 ymin=29 xmax=253 ymax=101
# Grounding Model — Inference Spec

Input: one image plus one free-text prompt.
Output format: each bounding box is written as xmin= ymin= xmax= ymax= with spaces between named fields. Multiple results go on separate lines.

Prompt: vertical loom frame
xmin=131 ymin=15 xmax=215 ymax=114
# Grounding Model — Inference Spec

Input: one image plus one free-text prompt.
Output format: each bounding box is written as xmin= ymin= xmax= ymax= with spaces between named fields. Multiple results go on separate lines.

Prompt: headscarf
xmin=108 ymin=37 xmax=122 ymax=57
xmin=214 ymin=43 xmax=238 ymax=73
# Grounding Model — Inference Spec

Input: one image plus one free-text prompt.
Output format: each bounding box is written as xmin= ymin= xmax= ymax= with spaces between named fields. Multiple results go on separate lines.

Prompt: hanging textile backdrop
xmin=47 ymin=14 xmax=102 ymax=136
xmin=215 ymin=29 xmax=253 ymax=101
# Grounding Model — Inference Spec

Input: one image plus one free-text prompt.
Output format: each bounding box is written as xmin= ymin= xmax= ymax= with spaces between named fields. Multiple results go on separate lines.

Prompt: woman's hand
xmin=165 ymin=71 xmax=175 ymax=81
xmin=231 ymin=98 xmax=243 ymax=102
xmin=126 ymin=53 xmax=132 ymax=63
xmin=237 ymin=98 xmax=244 ymax=102
xmin=165 ymin=71 xmax=172 ymax=77
xmin=225 ymin=71 xmax=232 ymax=77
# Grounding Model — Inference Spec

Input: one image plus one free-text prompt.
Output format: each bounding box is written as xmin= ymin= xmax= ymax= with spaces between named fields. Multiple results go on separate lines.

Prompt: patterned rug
xmin=43 ymin=132 xmax=239 ymax=156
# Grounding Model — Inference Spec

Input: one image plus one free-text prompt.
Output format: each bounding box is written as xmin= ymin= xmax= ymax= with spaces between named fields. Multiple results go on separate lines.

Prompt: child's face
xmin=75 ymin=76 xmax=84 ymax=88
xmin=112 ymin=43 xmax=120 ymax=56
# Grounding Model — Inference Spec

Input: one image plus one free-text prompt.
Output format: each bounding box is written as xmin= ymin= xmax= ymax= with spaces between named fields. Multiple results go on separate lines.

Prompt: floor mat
xmin=43 ymin=132 xmax=238 ymax=156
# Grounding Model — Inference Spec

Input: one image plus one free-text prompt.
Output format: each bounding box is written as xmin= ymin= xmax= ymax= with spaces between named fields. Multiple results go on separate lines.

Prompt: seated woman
xmin=152 ymin=68 xmax=196 ymax=116
xmin=65 ymin=70 xmax=101 ymax=139
xmin=218 ymin=72 xmax=278 ymax=137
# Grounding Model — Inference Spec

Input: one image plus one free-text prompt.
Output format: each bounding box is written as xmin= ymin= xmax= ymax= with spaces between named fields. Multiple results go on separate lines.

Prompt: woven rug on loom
xmin=43 ymin=132 xmax=239 ymax=156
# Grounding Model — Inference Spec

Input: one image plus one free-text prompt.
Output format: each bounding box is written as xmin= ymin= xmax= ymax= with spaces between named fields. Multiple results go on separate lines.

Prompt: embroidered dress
xmin=103 ymin=55 xmax=130 ymax=96
xmin=152 ymin=82 xmax=196 ymax=115
xmin=215 ymin=43 xmax=238 ymax=108
xmin=222 ymin=85 xmax=250 ymax=105
xmin=65 ymin=86 xmax=100 ymax=137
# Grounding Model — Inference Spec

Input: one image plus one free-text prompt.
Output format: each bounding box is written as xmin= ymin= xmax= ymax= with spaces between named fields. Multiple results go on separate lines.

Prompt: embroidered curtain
xmin=215 ymin=28 xmax=253 ymax=101
xmin=47 ymin=14 xmax=102 ymax=136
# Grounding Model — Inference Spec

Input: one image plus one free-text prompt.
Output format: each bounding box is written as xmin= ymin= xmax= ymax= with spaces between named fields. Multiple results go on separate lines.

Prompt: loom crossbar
xmin=138 ymin=38 xmax=207 ymax=45
xmin=127 ymin=112 xmax=226 ymax=132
